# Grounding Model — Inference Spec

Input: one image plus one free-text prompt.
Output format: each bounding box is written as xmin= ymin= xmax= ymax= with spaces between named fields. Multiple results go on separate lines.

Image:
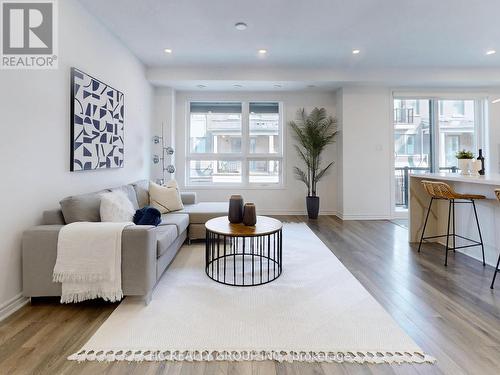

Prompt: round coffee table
xmin=205 ymin=216 xmax=283 ymax=286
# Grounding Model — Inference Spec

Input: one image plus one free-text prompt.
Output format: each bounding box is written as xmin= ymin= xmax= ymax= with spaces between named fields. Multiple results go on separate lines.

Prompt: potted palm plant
xmin=289 ymin=108 xmax=337 ymax=219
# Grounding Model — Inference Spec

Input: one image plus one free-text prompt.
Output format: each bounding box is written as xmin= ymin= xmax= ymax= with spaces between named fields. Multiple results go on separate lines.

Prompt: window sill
xmin=183 ymin=184 xmax=286 ymax=191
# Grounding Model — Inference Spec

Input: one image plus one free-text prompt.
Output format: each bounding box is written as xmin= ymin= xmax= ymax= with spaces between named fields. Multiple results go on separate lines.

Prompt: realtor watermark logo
xmin=1 ymin=0 xmax=58 ymax=69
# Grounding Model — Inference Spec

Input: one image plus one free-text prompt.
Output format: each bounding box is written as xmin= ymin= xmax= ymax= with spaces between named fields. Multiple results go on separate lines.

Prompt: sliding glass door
xmin=394 ymin=99 xmax=432 ymax=208
xmin=393 ymin=97 xmax=483 ymax=210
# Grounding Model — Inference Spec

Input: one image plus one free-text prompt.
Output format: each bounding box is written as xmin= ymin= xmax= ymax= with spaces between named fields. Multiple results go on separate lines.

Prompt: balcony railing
xmin=394 ymin=108 xmax=414 ymax=124
xmin=395 ymin=166 xmax=458 ymax=208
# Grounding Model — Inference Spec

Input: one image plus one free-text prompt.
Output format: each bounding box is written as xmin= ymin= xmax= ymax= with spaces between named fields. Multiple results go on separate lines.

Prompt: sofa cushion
xmin=59 ymin=190 xmax=109 ymax=223
xmin=156 ymin=225 xmax=178 ymax=258
xmin=42 ymin=209 xmax=65 ymax=225
xmin=173 ymin=202 xmax=228 ymax=224
xmin=100 ymin=191 xmax=135 ymax=222
xmin=131 ymin=180 xmax=149 ymax=208
xmin=160 ymin=213 xmax=189 ymax=235
xmin=109 ymin=185 xmax=139 ymax=210
xmin=149 ymin=180 xmax=184 ymax=213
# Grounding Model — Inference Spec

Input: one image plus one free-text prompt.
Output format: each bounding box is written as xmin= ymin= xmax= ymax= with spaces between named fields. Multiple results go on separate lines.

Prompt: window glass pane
xmin=249 ymin=102 xmax=279 ymax=154
xmin=438 ymin=100 xmax=475 ymax=169
xmin=190 ymin=102 xmax=242 ymax=154
xmin=393 ymin=99 xmax=432 ymax=208
xmin=249 ymin=160 xmax=280 ymax=184
xmin=189 ymin=160 xmax=241 ymax=184
xmin=393 ymin=99 xmax=431 ymax=168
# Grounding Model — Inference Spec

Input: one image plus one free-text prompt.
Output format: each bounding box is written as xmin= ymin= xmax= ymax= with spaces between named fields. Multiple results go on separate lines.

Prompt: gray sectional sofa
xmin=22 ymin=180 xmax=227 ymax=303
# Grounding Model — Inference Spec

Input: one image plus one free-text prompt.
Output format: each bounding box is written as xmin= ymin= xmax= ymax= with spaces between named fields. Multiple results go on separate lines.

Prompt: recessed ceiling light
xmin=352 ymin=49 xmax=361 ymax=55
xmin=197 ymin=84 xmax=206 ymax=89
xmin=274 ymin=84 xmax=282 ymax=88
xmin=235 ymin=22 xmax=247 ymax=31
xmin=492 ymin=98 xmax=500 ymax=104
xmin=164 ymin=48 xmax=172 ymax=54
xmin=486 ymin=49 xmax=496 ymax=55
xmin=258 ymin=49 xmax=267 ymax=55
xmin=233 ymin=84 xmax=242 ymax=88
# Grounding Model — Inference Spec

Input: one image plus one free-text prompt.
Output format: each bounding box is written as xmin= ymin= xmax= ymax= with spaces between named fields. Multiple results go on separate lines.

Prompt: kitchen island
xmin=409 ymin=172 xmax=500 ymax=266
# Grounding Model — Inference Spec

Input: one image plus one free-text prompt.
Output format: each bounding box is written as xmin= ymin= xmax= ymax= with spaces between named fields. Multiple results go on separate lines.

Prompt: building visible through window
xmin=188 ymin=101 xmax=282 ymax=185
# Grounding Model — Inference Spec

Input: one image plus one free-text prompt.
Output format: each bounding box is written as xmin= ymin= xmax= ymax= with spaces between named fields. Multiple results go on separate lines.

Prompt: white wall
xmin=164 ymin=90 xmax=338 ymax=214
xmin=0 ymin=0 xmax=153 ymax=314
xmin=151 ymin=87 xmax=176 ymax=182
xmin=337 ymin=87 xmax=393 ymax=219
xmin=487 ymin=89 xmax=500 ymax=174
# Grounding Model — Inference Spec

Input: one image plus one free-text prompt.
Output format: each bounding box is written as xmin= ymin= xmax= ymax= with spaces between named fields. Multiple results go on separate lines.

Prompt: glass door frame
xmin=431 ymin=97 xmax=485 ymax=174
xmin=390 ymin=93 xmax=487 ymax=219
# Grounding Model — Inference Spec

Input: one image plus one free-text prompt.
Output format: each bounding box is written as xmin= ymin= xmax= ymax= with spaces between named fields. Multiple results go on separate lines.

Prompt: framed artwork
xmin=70 ymin=67 xmax=124 ymax=171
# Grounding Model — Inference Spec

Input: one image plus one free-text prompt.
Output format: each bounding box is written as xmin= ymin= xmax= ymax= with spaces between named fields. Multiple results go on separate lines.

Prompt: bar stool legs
xmin=418 ymin=197 xmax=485 ymax=267
xmin=445 ymin=199 xmax=452 ymax=266
xmin=418 ymin=197 xmax=434 ymax=254
xmin=452 ymin=199 xmax=456 ymax=252
xmin=491 ymin=255 xmax=500 ymax=289
xmin=471 ymin=200 xmax=486 ymax=266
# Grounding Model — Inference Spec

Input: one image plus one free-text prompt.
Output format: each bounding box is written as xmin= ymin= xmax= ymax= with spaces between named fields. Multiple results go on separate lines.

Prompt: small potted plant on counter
xmin=289 ymin=108 xmax=337 ymax=219
xmin=456 ymin=149 xmax=475 ymax=175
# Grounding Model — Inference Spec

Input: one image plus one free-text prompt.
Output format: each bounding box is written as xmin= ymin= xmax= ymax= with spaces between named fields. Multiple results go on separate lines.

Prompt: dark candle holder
xmin=243 ymin=203 xmax=257 ymax=226
xmin=228 ymin=195 xmax=244 ymax=223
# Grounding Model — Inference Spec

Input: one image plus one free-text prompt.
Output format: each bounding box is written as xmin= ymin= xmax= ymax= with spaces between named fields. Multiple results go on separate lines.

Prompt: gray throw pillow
xmin=131 ymin=180 xmax=149 ymax=208
xmin=60 ymin=190 xmax=109 ymax=223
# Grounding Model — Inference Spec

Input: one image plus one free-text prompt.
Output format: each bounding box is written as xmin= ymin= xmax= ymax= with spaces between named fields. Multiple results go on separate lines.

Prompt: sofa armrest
xmin=23 ymin=224 xmax=158 ymax=298
xmin=23 ymin=225 xmax=64 ymax=296
xmin=121 ymin=225 xmax=157 ymax=296
xmin=181 ymin=192 xmax=197 ymax=205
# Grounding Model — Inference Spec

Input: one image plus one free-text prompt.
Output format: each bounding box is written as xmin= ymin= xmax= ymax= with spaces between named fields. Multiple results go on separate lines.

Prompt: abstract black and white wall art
xmin=70 ymin=67 xmax=124 ymax=171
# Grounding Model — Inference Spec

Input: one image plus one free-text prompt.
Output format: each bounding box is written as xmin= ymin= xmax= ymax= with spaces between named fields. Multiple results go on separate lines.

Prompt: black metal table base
xmin=205 ymin=230 xmax=283 ymax=286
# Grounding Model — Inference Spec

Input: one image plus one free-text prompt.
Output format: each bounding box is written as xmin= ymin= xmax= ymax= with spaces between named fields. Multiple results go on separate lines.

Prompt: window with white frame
xmin=393 ymin=96 xmax=486 ymax=209
xmin=187 ymin=101 xmax=282 ymax=186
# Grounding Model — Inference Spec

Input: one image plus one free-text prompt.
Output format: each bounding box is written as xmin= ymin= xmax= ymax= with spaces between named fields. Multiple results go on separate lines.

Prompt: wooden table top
xmin=205 ymin=216 xmax=282 ymax=236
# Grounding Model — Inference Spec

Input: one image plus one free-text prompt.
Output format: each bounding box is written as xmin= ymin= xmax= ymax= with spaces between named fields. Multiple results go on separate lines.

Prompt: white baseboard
xmin=0 ymin=293 xmax=29 ymax=322
xmin=336 ymin=212 xmax=392 ymax=220
xmin=391 ymin=211 xmax=409 ymax=220
xmin=257 ymin=210 xmax=338 ymax=216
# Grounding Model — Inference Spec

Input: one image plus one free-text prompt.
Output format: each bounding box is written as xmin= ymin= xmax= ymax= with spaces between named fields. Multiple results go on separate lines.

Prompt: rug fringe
xmin=68 ymin=349 xmax=436 ymax=364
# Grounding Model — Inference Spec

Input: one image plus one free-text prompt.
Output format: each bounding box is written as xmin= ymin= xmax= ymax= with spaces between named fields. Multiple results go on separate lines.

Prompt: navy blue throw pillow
xmin=133 ymin=206 xmax=162 ymax=226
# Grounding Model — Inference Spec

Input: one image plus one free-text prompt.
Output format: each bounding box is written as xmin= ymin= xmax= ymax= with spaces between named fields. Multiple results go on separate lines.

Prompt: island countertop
xmin=409 ymin=172 xmax=500 ymax=267
xmin=409 ymin=172 xmax=500 ymax=186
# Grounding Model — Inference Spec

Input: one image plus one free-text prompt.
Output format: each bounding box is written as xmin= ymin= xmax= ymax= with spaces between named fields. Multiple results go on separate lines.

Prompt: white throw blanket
xmin=53 ymin=222 xmax=133 ymax=303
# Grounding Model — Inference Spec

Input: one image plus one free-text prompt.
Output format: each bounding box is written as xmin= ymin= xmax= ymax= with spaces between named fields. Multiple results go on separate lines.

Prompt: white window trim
xmin=390 ymin=93 xmax=488 ymax=217
xmin=185 ymin=100 xmax=285 ymax=188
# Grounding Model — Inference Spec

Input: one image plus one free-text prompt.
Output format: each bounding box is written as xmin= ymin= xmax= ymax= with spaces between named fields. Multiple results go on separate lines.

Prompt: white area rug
xmin=69 ymin=223 xmax=434 ymax=364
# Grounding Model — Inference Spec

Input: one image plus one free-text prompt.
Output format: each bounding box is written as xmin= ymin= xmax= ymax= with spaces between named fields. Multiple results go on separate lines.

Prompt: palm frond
xmin=293 ymin=167 xmax=310 ymax=194
xmin=314 ymin=162 xmax=334 ymax=182
xmin=288 ymin=107 xmax=337 ymax=195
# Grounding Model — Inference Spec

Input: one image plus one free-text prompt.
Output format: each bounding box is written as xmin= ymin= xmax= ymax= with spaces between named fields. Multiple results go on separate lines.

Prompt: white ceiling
xmin=79 ymin=0 xmax=500 ymax=69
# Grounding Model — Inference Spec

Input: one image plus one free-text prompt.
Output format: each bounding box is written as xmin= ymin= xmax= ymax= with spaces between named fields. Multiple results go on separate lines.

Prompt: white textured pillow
xmin=100 ymin=191 xmax=135 ymax=222
xmin=149 ymin=180 xmax=184 ymax=213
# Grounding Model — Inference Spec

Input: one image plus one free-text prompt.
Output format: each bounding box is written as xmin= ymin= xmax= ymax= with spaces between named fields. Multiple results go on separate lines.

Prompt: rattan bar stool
xmin=418 ymin=180 xmax=486 ymax=266
xmin=490 ymin=190 xmax=500 ymax=289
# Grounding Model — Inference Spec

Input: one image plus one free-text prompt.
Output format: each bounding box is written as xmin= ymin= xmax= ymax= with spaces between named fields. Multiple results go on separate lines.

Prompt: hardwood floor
xmin=1 ymin=216 xmax=499 ymax=374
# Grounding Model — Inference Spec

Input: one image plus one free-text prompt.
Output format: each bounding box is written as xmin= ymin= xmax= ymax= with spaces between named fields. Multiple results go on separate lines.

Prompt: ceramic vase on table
xmin=228 ymin=195 xmax=244 ymax=223
xmin=242 ymin=203 xmax=257 ymax=226
xmin=458 ymin=159 xmax=473 ymax=176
